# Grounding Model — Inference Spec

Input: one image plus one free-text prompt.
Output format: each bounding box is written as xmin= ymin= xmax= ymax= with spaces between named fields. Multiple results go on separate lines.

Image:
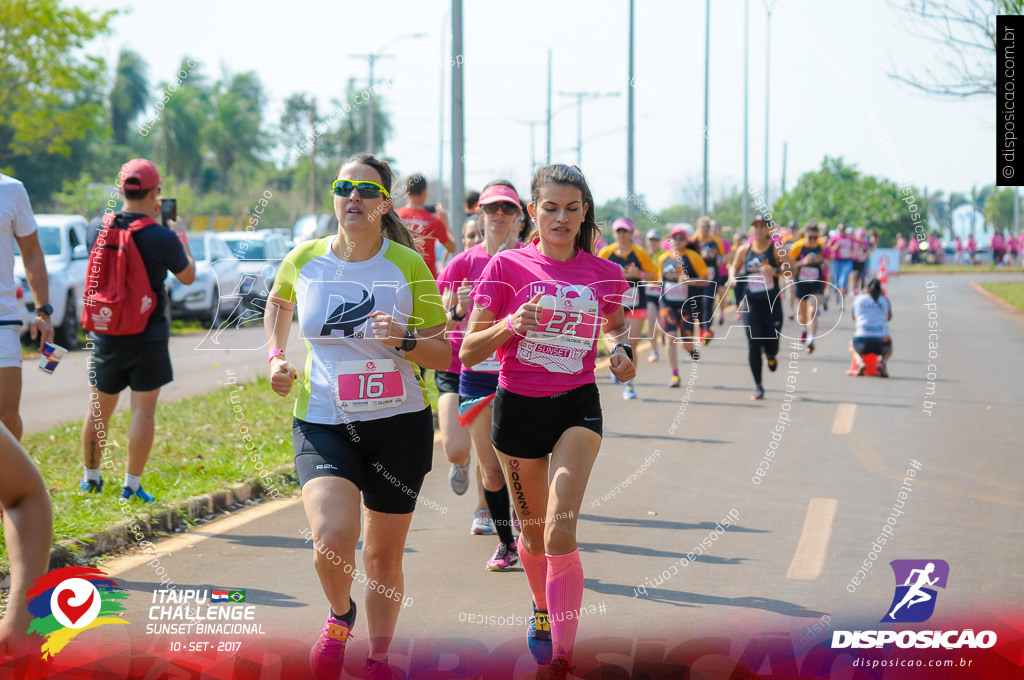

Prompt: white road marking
xmin=786 ymin=497 xmax=839 ymax=580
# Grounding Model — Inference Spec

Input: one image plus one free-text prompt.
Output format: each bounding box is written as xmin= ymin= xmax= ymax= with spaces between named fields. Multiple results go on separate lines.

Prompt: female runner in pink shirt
xmin=461 ymin=165 xmax=635 ymax=679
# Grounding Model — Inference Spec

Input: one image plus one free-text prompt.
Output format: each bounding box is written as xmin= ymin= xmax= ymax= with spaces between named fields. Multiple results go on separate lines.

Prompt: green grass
xmin=1 ymin=378 xmax=297 ymax=574
xmin=900 ymin=264 xmax=1020 ymax=274
xmin=980 ymin=281 xmax=1024 ymax=312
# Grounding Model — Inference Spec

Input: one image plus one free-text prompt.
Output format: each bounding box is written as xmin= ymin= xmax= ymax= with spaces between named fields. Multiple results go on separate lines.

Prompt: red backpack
xmin=81 ymin=213 xmax=158 ymax=335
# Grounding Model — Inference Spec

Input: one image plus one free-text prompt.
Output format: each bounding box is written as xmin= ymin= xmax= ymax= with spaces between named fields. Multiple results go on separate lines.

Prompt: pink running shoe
xmin=364 ymin=659 xmax=399 ymax=680
xmin=486 ymin=541 xmax=519 ymax=571
xmin=309 ymin=600 xmax=355 ymax=680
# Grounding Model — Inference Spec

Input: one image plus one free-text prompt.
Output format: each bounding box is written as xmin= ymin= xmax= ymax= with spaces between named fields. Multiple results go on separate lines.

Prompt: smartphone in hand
xmin=161 ymin=198 xmax=177 ymax=227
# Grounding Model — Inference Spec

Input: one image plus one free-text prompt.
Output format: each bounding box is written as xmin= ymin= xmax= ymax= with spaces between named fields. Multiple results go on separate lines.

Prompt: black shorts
xmin=292 ymin=408 xmax=434 ymax=514
xmin=746 ymin=295 xmax=784 ymax=341
xmin=492 ymin=383 xmax=602 ymax=459
xmin=434 ymin=370 xmax=460 ymax=396
xmin=853 ymin=336 xmax=892 ymax=356
xmin=90 ymin=340 xmax=173 ymax=394
xmin=852 ymin=261 xmax=867 ymax=274
xmin=795 ymin=280 xmax=825 ymax=298
xmin=658 ymin=298 xmax=700 ymax=338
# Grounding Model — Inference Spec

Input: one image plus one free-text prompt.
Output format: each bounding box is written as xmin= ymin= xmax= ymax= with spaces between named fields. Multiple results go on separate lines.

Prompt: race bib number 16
xmin=336 ymin=359 xmax=406 ymax=412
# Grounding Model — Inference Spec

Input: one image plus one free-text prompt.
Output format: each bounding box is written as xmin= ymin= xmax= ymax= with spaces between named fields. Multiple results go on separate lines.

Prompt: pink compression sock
xmin=545 ymin=549 xmax=584 ymax=661
xmin=517 ymin=535 xmax=548 ymax=611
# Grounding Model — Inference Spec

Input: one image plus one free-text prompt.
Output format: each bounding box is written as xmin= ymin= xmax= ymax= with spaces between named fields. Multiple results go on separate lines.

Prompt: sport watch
xmin=450 ymin=304 xmax=466 ymax=322
xmin=401 ymin=329 xmax=418 ymax=352
xmin=36 ymin=303 xmax=54 ymax=316
xmin=612 ymin=343 xmax=634 ymax=362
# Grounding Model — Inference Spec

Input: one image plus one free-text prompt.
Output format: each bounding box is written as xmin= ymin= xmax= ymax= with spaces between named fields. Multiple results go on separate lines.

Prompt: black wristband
xmin=450 ymin=304 xmax=466 ymax=322
xmin=612 ymin=343 xmax=634 ymax=362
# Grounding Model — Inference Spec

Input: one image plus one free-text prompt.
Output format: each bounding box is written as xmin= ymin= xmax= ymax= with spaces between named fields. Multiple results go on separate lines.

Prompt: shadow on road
xmin=585 ymin=578 xmax=829 ymax=617
xmin=579 ymin=541 xmax=748 ymax=565
xmin=579 ymin=514 xmax=767 ymax=534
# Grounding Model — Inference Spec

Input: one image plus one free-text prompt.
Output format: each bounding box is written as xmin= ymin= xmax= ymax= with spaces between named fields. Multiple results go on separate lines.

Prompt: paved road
xmin=35 ymin=273 xmax=1024 ymax=675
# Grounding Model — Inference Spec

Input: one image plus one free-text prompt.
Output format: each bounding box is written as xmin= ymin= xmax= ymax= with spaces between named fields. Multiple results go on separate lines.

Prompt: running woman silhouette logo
xmin=25 ymin=566 xmax=129 ymax=659
xmin=882 ymin=559 xmax=949 ymax=623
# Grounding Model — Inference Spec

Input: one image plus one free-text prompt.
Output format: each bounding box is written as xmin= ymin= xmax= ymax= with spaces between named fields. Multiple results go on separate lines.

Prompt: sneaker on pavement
xmin=527 ymin=605 xmax=552 ymax=664
xmin=856 ymin=360 xmax=867 ymax=376
xmin=669 ymin=374 xmax=680 ymax=388
xmin=766 ymin=357 xmax=778 ymax=372
xmin=800 ymin=330 xmax=807 ymax=344
xmin=309 ymin=600 xmax=356 ymax=680
xmin=622 ymin=385 xmax=637 ymax=400
xmin=647 ymin=349 xmax=659 ymax=363
xmin=449 ymin=462 xmax=470 ymax=496
xmin=363 ymin=659 xmax=398 ymax=680
xmin=471 ymin=508 xmax=495 ymax=535
xmin=751 ymin=385 xmax=765 ymax=400
xmin=806 ymin=341 xmax=815 ymax=354
xmin=487 ymin=541 xmax=519 ymax=571
xmin=877 ymin=360 xmax=889 ymax=378
xmin=690 ymin=344 xmax=700 ymax=361
xmin=120 ymin=485 xmax=156 ymax=503
xmin=80 ymin=477 xmax=103 ymax=494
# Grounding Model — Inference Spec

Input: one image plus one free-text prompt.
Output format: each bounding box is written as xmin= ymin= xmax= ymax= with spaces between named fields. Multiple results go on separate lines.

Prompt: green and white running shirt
xmin=273 ymin=237 xmax=446 ymax=425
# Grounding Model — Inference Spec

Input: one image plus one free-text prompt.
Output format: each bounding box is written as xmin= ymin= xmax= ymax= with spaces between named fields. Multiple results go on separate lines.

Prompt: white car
xmin=219 ymin=230 xmax=290 ymax=314
xmin=167 ymin=232 xmax=242 ymax=327
xmin=13 ymin=214 xmax=89 ymax=349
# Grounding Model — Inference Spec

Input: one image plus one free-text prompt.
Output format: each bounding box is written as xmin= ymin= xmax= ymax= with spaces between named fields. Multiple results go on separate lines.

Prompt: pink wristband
xmin=505 ymin=315 xmax=518 ymax=336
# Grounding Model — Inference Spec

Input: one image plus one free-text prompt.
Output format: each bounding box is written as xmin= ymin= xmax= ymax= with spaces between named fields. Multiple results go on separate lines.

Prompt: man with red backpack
xmin=80 ymin=159 xmax=195 ymax=501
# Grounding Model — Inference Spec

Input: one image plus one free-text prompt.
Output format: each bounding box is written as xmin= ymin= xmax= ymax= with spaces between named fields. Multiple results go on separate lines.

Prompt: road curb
xmin=45 ymin=467 xmax=298 ymax=572
xmin=970 ymin=281 xmax=1023 ymax=314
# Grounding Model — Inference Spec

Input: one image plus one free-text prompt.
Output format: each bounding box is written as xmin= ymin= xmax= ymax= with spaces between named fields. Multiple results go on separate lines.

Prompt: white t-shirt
xmin=0 ymin=175 xmax=38 ymax=322
xmin=853 ymin=294 xmax=890 ymax=338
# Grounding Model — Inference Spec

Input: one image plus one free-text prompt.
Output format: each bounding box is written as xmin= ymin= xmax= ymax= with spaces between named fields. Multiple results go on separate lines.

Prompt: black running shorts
xmin=491 ymin=383 xmax=602 ymax=459
xmin=293 ymin=408 xmax=434 ymax=514
xmin=434 ymin=369 xmax=460 ymax=396
xmin=795 ymin=280 xmax=825 ymax=298
xmin=90 ymin=340 xmax=173 ymax=394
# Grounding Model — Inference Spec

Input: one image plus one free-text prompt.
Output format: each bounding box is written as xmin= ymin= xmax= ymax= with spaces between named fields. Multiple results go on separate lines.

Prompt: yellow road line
xmin=786 ymin=497 xmax=839 ymax=580
xmin=832 ymin=403 xmax=857 ymax=434
xmin=99 ymin=498 xmax=303 ymax=576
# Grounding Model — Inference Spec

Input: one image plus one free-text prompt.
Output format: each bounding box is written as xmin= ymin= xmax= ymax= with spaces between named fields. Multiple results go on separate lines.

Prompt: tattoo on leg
xmin=507 ymin=459 xmax=531 ymax=516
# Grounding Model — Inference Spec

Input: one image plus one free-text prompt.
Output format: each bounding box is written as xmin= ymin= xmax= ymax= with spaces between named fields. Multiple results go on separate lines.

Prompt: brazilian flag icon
xmin=228 ymin=590 xmax=246 ymax=603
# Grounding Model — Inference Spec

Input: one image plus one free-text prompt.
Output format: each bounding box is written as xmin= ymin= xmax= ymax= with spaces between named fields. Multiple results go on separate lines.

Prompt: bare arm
xmin=169 ymin=220 xmax=196 ymax=285
xmin=0 ymin=423 xmax=52 ymax=658
xmin=369 ymin=314 xmax=450 ymax=370
xmin=14 ymin=232 xmax=53 ymax=349
xmin=264 ymin=294 xmax=298 ymax=397
xmin=601 ymin=307 xmax=637 ymax=382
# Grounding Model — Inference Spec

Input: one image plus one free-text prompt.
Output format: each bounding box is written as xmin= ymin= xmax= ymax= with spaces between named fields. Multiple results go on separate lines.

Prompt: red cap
xmin=119 ymin=158 xmax=162 ymax=192
xmin=612 ymin=218 xmax=634 ymax=232
xmin=478 ymin=185 xmax=520 ymax=206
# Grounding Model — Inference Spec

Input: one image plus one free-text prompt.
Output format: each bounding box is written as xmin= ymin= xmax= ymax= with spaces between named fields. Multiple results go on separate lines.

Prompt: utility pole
xmin=702 ymin=0 xmax=710 ymax=215
xmin=781 ymin=141 xmax=788 ymax=195
xmin=351 ymin=33 xmax=425 ymax=154
xmin=546 ymin=50 xmax=553 ymax=166
xmin=309 ymin=98 xmax=317 ymax=215
xmin=450 ymin=0 xmax=465 ymax=245
xmin=764 ymin=6 xmax=772 ymax=211
xmin=742 ymin=0 xmax=749 ymax=229
xmin=560 ymin=91 xmax=620 ymax=167
xmin=627 ymin=0 xmax=636 ymax=220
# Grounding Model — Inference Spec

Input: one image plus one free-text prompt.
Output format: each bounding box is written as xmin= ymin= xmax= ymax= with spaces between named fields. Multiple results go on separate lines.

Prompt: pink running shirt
xmin=473 ymin=241 xmax=627 ymax=397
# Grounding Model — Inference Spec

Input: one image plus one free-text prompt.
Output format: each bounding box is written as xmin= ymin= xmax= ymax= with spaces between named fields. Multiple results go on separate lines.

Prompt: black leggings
xmin=746 ymin=296 xmax=783 ymax=385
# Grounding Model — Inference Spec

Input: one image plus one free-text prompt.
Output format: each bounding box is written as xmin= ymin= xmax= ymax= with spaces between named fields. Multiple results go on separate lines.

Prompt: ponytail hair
xmin=339 ymin=153 xmax=416 ymax=252
xmin=866 ymin=277 xmax=882 ymax=301
xmin=529 ymin=164 xmax=600 ymax=254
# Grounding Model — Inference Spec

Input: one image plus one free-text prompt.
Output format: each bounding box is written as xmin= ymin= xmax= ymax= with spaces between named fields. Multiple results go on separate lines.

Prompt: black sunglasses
xmin=481 ymin=202 xmax=519 ymax=216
